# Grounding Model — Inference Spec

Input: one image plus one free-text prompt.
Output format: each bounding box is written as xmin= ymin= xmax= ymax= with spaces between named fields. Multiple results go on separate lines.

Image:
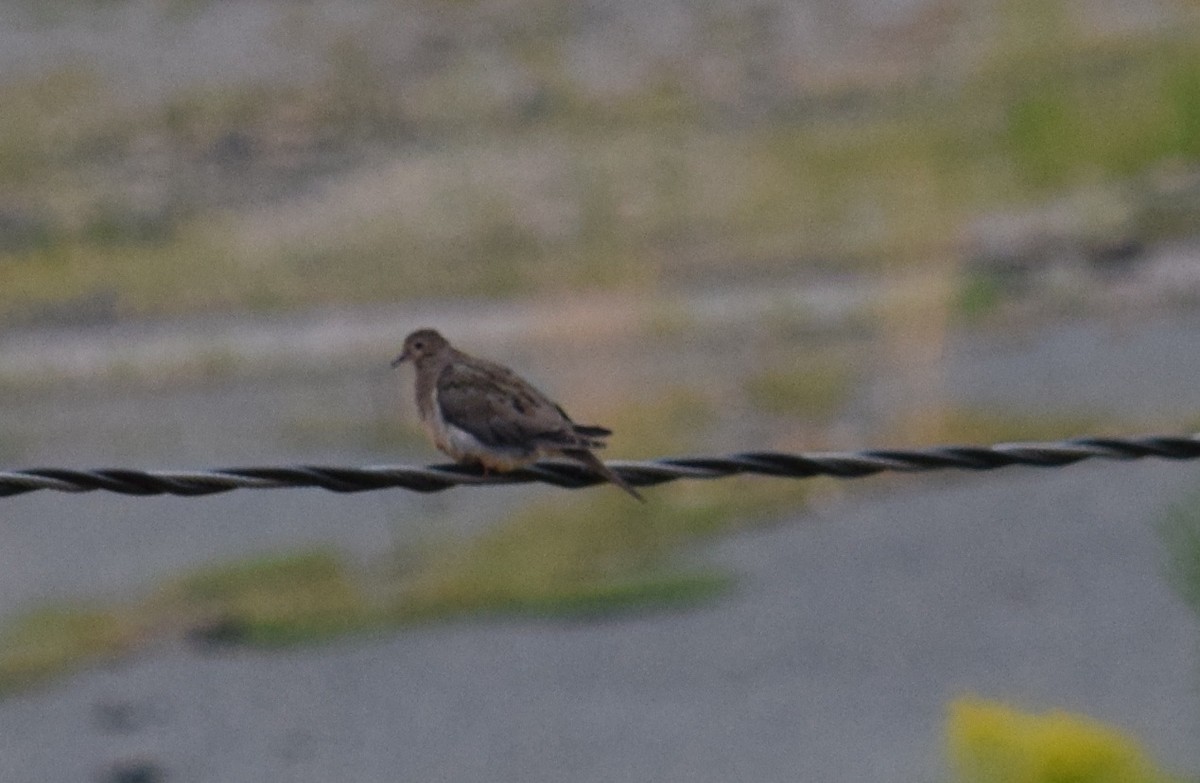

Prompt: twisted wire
xmin=2 ymin=434 xmax=1199 ymax=498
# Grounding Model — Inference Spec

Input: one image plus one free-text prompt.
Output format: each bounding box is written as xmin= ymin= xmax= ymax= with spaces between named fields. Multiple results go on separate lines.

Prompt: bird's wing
xmin=436 ymin=358 xmax=585 ymax=449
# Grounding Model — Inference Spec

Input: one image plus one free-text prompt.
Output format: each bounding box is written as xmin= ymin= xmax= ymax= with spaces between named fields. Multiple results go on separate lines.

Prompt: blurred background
xmin=2 ymin=0 xmax=1200 ymax=781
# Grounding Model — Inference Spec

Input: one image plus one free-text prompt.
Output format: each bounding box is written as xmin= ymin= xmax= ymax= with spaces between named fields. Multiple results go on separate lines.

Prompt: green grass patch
xmin=4 ymin=12 xmax=1200 ymax=320
xmin=956 ymin=273 xmax=1011 ymax=321
xmin=397 ymin=478 xmax=807 ymax=620
xmin=598 ymin=387 xmax=717 ymax=457
xmin=0 ymin=67 xmax=110 ymax=184
xmin=1159 ymin=496 xmax=1200 ymax=620
xmin=154 ymin=549 xmax=373 ymax=646
xmin=0 ymin=606 xmax=137 ymax=695
xmin=437 ymin=570 xmax=733 ymax=622
xmin=0 ymin=472 xmax=811 ymax=695
xmin=744 ymin=357 xmax=855 ymax=419
xmin=0 ymin=228 xmax=241 ymax=322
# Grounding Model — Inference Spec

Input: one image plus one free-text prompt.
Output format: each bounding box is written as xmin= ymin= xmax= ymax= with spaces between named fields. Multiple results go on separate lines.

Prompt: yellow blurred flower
xmin=946 ymin=696 xmax=1177 ymax=783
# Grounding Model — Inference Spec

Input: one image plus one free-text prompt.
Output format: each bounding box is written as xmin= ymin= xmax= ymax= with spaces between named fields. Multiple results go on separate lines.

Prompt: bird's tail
xmin=569 ymin=424 xmax=612 ymax=450
xmin=573 ymin=424 xmax=613 ymax=438
xmin=563 ymin=449 xmax=644 ymax=503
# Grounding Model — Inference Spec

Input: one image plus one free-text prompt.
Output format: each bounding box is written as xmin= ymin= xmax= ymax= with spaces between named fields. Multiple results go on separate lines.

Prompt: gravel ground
xmin=0 ymin=457 xmax=1195 ymax=783
xmin=1 ymin=308 xmax=1199 ymax=781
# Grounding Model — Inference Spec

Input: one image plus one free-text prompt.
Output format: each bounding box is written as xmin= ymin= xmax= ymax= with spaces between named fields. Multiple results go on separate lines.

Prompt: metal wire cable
xmin=2 ymin=434 xmax=1199 ymax=498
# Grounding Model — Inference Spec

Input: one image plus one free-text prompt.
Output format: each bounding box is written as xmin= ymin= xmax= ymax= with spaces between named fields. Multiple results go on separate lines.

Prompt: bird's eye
xmin=413 ymin=341 xmax=424 ymax=350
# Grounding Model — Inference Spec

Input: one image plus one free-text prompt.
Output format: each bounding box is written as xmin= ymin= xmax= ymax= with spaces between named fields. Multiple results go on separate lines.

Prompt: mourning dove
xmin=391 ymin=328 xmax=643 ymax=501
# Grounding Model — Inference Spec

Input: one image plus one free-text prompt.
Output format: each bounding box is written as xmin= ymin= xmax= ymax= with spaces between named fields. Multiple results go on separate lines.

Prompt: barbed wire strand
xmin=2 ymin=434 xmax=1199 ymax=498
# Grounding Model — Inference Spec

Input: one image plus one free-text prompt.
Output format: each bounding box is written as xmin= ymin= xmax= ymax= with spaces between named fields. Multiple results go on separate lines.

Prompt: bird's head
xmin=391 ymin=328 xmax=449 ymax=368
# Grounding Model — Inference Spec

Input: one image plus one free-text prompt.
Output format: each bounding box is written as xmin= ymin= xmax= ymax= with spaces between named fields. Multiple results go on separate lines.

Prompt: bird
xmin=391 ymin=328 xmax=644 ymax=501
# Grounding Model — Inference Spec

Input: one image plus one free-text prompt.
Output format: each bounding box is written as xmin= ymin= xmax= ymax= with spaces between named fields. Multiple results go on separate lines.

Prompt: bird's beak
xmin=390 ymin=350 xmax=410 ymax=368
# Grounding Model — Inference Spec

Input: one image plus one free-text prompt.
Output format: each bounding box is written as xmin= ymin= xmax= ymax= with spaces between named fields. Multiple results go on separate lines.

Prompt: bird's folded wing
xmin=436 ymin=360 xmax=578 ymax=449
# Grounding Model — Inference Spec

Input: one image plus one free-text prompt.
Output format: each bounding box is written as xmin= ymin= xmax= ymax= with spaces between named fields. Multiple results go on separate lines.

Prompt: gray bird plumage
xmin=392 ymin=328 xmax=643 ymax=501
